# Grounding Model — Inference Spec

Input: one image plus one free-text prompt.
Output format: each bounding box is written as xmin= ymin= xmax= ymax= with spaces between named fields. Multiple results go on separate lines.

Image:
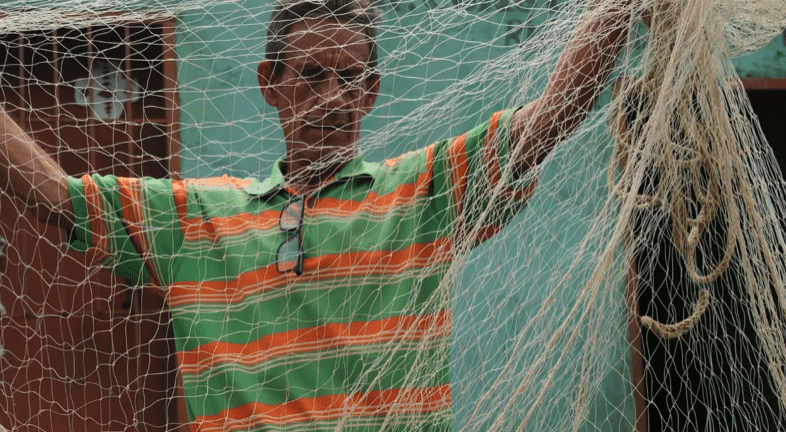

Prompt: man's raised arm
xmin=511 ymin=0 xmax=631 ymax=175
xmin=0 ymin=107 xmax=74 ymax=230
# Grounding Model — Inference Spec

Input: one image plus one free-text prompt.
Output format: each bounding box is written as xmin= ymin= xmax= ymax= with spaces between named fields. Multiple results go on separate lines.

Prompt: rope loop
xmin=640 ymin=290 xmax=710 ymax=339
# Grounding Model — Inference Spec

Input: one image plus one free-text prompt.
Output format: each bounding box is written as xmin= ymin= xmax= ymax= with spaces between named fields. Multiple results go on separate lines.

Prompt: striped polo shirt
xmin=67 ymin=109 xmax=535 ymax=431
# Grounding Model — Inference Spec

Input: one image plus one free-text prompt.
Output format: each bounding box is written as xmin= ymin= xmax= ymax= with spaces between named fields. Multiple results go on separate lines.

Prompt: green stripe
xmin=140 ymin=180 xmax=187 ymax=284
xmin=171 ymin=202 xmax=454 ymax=284
xmin=189 ymin=186 xmax=253 ymax=219
xmin=171 ymin=267 xmax=448 ymax=352
xmin=183 ymin=340 xmax=449 ymax=418
xmin=187 ymin=159 xmax=426 ymax=220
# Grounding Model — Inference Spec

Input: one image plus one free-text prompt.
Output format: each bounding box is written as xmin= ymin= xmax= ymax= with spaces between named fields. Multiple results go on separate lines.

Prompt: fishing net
xmin=0 ymin=0 xmax=785 ymax=430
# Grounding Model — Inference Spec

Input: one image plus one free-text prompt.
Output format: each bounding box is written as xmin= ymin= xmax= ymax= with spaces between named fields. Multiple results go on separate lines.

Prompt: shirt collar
xmin=244 ymin=153 xmax=378 ymax=199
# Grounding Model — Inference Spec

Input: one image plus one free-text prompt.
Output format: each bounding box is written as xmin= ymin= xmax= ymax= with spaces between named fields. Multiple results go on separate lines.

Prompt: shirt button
xmin=306 ymin=197 xmax=315 ymax=208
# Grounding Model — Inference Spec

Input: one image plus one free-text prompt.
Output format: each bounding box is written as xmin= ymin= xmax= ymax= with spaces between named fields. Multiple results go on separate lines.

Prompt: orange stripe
xmin=177 ymin=311 xmax=450 ymax=375
xmin=194 ymin=385 xmax=451 ymax=431
xmin=174 ymin=177 xmax=264 ymax=241
xmin=82 ymin=175 xmax=110 ymax=263
xmin=179 ymin=171 xmax=432 ymax=243
xmin=167 ymin=237 xmax=452 ymax=307
xmin=187 ymin=175 xmax=252 ymax=189
xmin=482 ymin=111 xmax=504 ymax=187
xmin=447 ymin=134 xmax=469 ymax=216
xmin=173 ymin=179 xmax=189 ymax=234
xmin=181 ymin=210 xmax=281 ymax=243
xmin=117 ymin=177 xmax=162 ymax=287
xmin=446 ymin=136 xmax=468 ymax=246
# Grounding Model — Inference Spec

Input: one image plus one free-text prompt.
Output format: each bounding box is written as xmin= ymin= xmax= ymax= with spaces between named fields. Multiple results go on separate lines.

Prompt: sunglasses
xmin=277 ymin=196 xmax=305 ymax=275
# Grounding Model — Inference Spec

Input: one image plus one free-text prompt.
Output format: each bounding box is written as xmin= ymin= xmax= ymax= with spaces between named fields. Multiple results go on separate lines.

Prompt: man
xmin=0 ymin=0 xmax=631 ymax=429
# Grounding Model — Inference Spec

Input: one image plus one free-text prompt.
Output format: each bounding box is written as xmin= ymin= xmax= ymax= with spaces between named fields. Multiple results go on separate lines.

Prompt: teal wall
xmin=175 ymin=0 xmax=561 ymax=178
xmin=733 ymin=33 xmax=786 ymax=78
xmin=175 ymin=2 xmax=637 ymax=430
xmin=172 ymin=2 xmax=784 ymax=431
xmin=174 ymin=4 xmax=786 ymax=179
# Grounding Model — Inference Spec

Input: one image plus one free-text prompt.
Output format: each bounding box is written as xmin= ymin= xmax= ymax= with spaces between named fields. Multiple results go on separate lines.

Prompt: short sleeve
xmin=431 ymin=108 xmax=537 ymax=245
xmin=67 ymin=174 xmax=184 ymax=287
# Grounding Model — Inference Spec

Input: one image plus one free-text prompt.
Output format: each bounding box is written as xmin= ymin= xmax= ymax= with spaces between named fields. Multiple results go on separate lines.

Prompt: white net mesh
xmin=0 ymin=0 xmax=785 ymax=431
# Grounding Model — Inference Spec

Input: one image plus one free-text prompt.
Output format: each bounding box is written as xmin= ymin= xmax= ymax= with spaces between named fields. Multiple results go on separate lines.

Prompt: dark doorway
xmin=633 ymin=83 xmax=786 ymax=432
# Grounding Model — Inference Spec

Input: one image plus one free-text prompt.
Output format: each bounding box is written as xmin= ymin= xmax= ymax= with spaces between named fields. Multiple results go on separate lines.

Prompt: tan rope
xmin=640 ymin=289 xmax=711 ymax=339
xmin=607 ymin=3 xmax=735 ymax=339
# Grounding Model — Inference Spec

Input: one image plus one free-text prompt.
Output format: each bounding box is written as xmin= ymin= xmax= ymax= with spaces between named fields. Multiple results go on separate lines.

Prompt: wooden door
xmin=0 ymin=19 xmax=186 ymax=432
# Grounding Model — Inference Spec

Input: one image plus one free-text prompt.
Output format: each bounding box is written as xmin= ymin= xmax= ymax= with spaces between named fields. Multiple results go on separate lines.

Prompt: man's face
xmin=259 ymin=18 xmax=379 ymax=172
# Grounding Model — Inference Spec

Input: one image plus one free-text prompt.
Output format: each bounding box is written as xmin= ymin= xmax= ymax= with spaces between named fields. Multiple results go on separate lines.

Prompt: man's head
xmin=257 ymin=0 xmax=382 ymax=181
xmin=265 ymin=0 xmax=380 ymax=77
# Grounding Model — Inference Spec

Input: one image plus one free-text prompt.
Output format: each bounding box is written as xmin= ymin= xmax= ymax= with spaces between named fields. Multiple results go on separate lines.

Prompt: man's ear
xmin=359 ymin=73 xmax=381 ymax=116
xmin=257 ymin=61 xmax=279 ymax=107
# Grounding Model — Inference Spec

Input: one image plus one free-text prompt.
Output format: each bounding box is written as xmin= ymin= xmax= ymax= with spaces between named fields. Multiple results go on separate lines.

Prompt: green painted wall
xmin=174 ymin=2 xmax=638 ymax=430
xmin=733 ymin=34 xmax=786 ymax=78
xmin=174 ymin=0 xmax=557 ymax=178
xmin=174 ymin=4 xmax=786 ymax=179
xmin=172 ymin=2 xmax=784 ymax=431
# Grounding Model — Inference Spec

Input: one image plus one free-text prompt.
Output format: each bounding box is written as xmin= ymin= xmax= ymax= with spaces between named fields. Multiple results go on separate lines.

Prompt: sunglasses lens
xmin=276 ymin=235 xmax=301 ymax=273
xmin=280 ymin=198 xmax=304 ymax=230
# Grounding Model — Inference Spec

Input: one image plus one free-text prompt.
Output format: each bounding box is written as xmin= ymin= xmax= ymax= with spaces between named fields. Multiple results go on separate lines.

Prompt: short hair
xmin=266 ymin=0 xmax=381 ymax=76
